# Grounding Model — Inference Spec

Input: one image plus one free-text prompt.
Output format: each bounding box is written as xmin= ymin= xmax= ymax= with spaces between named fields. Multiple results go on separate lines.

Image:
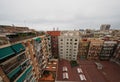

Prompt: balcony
xmin=7 ymin=60 xmax=30 ymax=81
xmin=1 ymin=54 xmax=26 ymax=74
xmin=15 ymin=65 xmax=32 ymax=82
xmin=6 ymin=32 xmax=36 ymax=43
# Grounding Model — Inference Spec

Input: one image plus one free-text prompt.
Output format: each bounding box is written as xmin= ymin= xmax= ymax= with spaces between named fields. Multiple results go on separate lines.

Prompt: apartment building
xmin=112 ymin=41 xmax=120 ymax=64
xmin=24 ymin=34 xmax=52 ymax=81
xmin=100 ymin=41 xmax=117 ymax=60
xmin=0 ymin=25 xmax=30 ymax=33
xmin=87 ymin=39 xmax=104 ymax=60
xmin=81 ymin=29 xmax=94 ymax=38
xmin=47 ymin=31 xmax=60 ymax=58
xmin=78 ymin=39 xmax=89 ymax=59
xmin=46 ymin=34 xmax=52 ymax=58
xmin=0 ymin=31 xmax=52 ymax=82
xmin=58 ymin=31 xmax=80 ymax=60
xmin=100 ymin=24 xmax=110 ymax=31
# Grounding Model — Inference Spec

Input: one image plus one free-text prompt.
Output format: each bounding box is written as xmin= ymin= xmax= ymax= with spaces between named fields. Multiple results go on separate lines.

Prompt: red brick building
xmin=47 ymin=31 xmax=60 ymax=58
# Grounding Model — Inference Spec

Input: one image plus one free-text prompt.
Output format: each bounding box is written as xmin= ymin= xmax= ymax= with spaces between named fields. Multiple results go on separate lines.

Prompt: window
xmin=61 ymin=39 xmax=63 ymax=41
xmin=77 ymin=68 xmax=83 ymax=73
xmin=73 ymin=55 xmax=76 ymax=57
xmin=62 ymin=66 xmax=68 ymax=72
xmin=67 ymin=39 xmax=69 ymax=41
xmin=61 ymin=49 xmax=63 ymax=51
xmin=60 ymin=52 xmax=63 ymax=54
xmin=74 ymin=46 xmax=77 ymax=48
xmin=74 ymin=52 xmax=76 ymax=54
xmin=61 ymin=43 xmax=63 ymax=45
xmin=75 ymin=39 xmax=77 ymax=41
xmin=66 ymin=42 xmax=69 ymax=44
xmin=70 ymin=39 xmax=72 ymax=41
xmin=74 ymin=49 xmax=76 ymax=51
xmin=79 ymin=74 xmax=86 ymax=80
xmin=60 ymin=46 xmax=63 ymax=48
xmin=74 ymin=43 xmax=77 ymax=45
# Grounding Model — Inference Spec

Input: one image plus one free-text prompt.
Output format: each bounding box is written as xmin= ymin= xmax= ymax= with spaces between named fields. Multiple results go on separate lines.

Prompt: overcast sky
xmin=0 ymin=0 xmax=120 ymax=31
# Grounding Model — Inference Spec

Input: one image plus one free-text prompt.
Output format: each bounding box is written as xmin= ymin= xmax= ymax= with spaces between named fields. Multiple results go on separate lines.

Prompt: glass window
xmin=75 ymin=39 xmax=77 ymax=41
xmin=61 ymin=39 xmax=63 ymax=41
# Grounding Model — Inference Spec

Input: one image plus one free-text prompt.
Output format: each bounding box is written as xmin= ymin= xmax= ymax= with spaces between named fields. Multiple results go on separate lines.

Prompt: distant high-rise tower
xmin=100 ymin=24 xmax=110 ymax=31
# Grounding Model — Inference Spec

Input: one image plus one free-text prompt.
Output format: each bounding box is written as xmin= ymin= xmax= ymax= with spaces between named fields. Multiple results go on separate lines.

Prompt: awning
xmin=16 ymin=65 xmax=32 ymax=82
xmin=0 ymin=46 xmax=15 ymax=60
xmin=7 ymin=66 xmax=21 ymax=79
xmin=34 ymin=37 xmax=41 ymax=43
xmin=11 ymin=43 xmax=25 ymax=53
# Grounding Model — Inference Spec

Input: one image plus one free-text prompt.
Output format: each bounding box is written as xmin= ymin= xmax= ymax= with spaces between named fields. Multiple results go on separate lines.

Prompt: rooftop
xmin=56 ymin=59 xmax=120 ymax=82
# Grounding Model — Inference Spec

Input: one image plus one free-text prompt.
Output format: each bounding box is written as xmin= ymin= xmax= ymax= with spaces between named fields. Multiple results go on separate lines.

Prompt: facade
xmin=58 ymin=31 xmax=80 ymax=60
xmin=100 ymin=41 xmax=117 ymax=60
xmin=87 ymin=39 xmax=104 ymax=60
xmin=78 ymin=39 xmax=89 ymax=59
xmin=100 ymin=24 xmax=110 ymax=31
xmin=0 ymin=31 xmax=52 ymax=82
xmin=47 ymin=31 xmax=60 ymax=58
xmin=112 ymin=41 xmax=120 ymax=64
xmin=46 ymin=34 xmax=52 ymax=58
xmin=24 ymin=35 xmax=51 ymax=81
xmin=0 ymin=43 xmax=34 ymax=82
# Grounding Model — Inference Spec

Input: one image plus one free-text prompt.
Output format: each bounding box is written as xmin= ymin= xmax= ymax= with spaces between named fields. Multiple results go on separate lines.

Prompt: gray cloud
xmin=0 ymin=0 xmax=120 ymax=31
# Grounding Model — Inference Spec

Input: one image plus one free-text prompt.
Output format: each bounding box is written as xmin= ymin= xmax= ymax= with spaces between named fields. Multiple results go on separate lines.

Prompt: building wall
xmin=0 ymin=43 xmax=34 ymax=82
xmin=78 ymin=39 xmax=89 ymax=59
xmin=100 ymin=24 xmax=110 ymax=31
xmin=87 ymin=38 xmax=104 ymax=60
xmin=113 ymin=41 xmax=120 ymax=63
xmin=0 ymin=33 xmax=51 ymax=82
xmin=58 ymin=31 xmax=80 ymax=60
xmin=100 ymin=41 xmax=117 ymax=60
xmin=47 ymin=31 xmax=60 ymax=58
xmin=24 ymin=35 xmax=51 ymax=81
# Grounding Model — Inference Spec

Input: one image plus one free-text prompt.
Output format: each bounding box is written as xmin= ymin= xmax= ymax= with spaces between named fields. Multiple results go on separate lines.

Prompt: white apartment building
xmin=58 ymin=31 xmax=80 ymax=60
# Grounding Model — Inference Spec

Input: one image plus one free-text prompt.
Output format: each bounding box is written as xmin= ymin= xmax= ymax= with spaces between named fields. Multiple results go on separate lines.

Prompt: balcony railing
xmin=7 ymin=32 xmax=36 ymax=43
xmin=1 ymin=54 xmax=26 ymax=74
xmin=7 ymin=60 xmax=30 ymax=81
xmin=16 ymin=65 xmax=32 ymax=82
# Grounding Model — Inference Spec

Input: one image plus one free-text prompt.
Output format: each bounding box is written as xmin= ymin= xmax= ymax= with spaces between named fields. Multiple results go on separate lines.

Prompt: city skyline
xmin=0 ymin=0 xmax=120 ymax=31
